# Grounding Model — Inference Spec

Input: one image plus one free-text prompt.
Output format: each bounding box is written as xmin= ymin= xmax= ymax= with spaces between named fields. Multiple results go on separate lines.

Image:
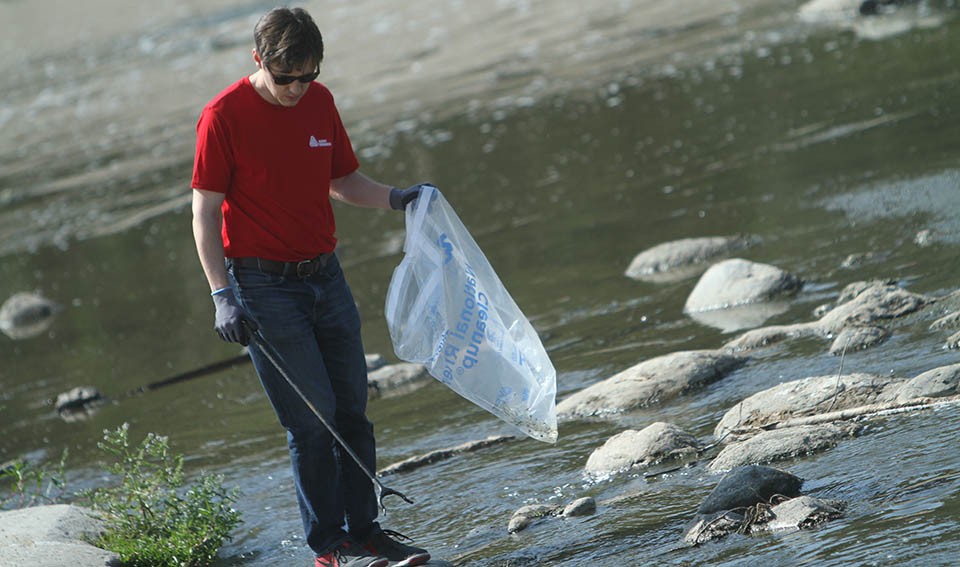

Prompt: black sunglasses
xmin=267 ymin=66 xmax=319 ymax=86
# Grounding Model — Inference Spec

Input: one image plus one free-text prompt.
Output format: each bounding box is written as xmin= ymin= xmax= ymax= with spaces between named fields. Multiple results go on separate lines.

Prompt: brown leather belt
xmin=230 ymin=253 xmax=332 ymax=279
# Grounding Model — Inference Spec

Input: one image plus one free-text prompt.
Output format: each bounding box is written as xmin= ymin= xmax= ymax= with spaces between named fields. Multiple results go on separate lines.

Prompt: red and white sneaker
xmin=315 ymin=539 xmax=388 ymax=567
xmin=361 ymin=529 xmax=430 ymax=567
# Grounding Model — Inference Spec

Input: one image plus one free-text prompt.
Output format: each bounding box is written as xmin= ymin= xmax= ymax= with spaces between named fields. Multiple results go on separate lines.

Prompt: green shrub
xmin=83 ymin=424 xmax=241 ymax=567
xmin=0 ymin=449 xmax=69 ymax=509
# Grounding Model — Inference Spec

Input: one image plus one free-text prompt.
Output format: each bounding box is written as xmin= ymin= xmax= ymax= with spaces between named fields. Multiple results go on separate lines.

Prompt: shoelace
xmin=379 ymin=529 xmax=414 ymax=542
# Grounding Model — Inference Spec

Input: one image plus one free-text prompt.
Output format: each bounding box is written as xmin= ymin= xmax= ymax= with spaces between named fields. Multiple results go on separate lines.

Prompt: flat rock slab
xmin=0 ymin=504 xmax=117 ymax=567
xmin=625 ymin=235 xmax=754 ymax=282
xmin=585 ymin=422 xmax=700 ymax=474
xmin=557 ymin=350 xmax=747 ymax=418
xmin=708 ymin=422 xmax=862 ymax=471
xmin=759 ymin=495 xmax=845 ymax=532
xmin=714 ymin=372 xmax=902 ymax=439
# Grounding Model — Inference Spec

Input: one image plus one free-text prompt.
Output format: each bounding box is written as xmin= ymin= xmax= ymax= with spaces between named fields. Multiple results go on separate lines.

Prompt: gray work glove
xmin=389 ymin=183 xmax=435 ymax=211
xmin=212 ymin=288 xmax=257 ymax=346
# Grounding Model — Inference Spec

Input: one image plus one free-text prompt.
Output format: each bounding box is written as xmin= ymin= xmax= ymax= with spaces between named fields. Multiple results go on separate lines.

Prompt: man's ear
xmin=252 ymin=49 xmax=262 ymax=68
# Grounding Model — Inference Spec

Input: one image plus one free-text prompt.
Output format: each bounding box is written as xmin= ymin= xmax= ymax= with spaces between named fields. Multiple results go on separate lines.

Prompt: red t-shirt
xmin=191 ymin=77 xmax=359 ymax=261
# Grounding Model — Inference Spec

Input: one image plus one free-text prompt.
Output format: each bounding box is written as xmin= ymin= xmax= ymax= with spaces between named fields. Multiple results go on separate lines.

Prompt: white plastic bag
xmin=385 ymin=186 xmax=558 ymax=443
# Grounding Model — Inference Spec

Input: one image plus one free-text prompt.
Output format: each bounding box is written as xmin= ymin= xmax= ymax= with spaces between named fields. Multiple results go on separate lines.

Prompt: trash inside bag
xmin=385 ymin=186 xmax=558 ymax=443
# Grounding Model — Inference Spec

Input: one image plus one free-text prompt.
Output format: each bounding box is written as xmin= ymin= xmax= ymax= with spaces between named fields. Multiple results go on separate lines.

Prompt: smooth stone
xmin=828 ymin=325 xmax=889 ymax=355
xmin=708 ymin=422 xmax=862 ymax=471
xmin=895 ymin=363 xmax=960 ymax=401
xmin=697 ymin=465 xmax=803 ymax=515
xmin=562 ymin=497 xmax=597 ymax=517
xmin=367 ymin=363 xmax=428 ymax=399
xmin=585 ymin=422 xmax=700 ymax=474
xmin=683 ymin=258 xmax=803 ymax=314
xmin=625 ymin=235 xmax=754 ymax=282
xmin=557 ymin=350 xmax=747 ymax=418
xmin=0 ymin=292 xmax=62 ymax=340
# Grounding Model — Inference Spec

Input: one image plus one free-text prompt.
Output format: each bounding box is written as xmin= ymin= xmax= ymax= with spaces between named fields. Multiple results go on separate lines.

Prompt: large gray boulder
xmin=708 ymin=422 xmax=862 ymax=472
xmin=714 ymin=372 xmax=902 ymax=439
xmin=585 ymin=422 xmax=700 ymax=474
xmin=697 ymin=465 xmax=803 ymax=515
xmin=625 ymin=235 xmax=754 ymax=282
xmin=684 ymin=259 xmax=803 ymax=313
xmin=557 ymin=350 xmax=747 ymax=418
xmin=0 ymin=504 xmax=117 ymax=566
xmin=684 ymin=259 xmax=802 ymax=332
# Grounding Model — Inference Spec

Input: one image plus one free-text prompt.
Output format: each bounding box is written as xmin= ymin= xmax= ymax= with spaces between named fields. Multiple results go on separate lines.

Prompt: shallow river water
xmin=2 ymin=1 xmax=960 ymax=565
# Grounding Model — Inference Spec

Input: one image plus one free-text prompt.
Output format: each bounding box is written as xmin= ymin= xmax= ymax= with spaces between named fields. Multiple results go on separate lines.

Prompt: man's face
xmin=255 ymin=53 xmax=318 ymax=107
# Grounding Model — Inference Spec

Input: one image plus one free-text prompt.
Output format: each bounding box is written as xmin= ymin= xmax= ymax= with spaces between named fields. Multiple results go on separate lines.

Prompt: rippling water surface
xmin=2 ymin=1 xmax=960 ymax=565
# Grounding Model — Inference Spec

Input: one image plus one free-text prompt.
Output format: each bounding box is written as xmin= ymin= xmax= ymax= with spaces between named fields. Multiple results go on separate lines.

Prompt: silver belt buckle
xmin=296 ymin=259 xmax=313 ymax=279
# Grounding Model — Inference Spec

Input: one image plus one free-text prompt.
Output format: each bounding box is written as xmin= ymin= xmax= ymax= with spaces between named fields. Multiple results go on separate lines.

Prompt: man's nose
xmin=289 ymin=80 xmax=308 ymax=95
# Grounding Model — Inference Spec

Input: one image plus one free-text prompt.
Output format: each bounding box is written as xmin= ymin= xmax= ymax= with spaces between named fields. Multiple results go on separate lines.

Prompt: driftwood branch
xmin=378 ymin=435 xmax=515 ymax=476
xmin=732 ymin=394 xmax=960 ymax=436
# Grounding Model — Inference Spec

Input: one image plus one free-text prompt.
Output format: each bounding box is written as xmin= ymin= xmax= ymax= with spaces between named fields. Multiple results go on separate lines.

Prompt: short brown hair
xmin=254 ymin=7 xmax=324 ymax=71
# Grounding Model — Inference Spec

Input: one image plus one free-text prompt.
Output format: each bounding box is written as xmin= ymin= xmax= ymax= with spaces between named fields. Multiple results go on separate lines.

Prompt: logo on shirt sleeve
xmin=309 ymin=135 xmax=332 ymax=148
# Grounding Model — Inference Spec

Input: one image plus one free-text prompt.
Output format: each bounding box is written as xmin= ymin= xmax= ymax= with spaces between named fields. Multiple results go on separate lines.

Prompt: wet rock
xmin=367 ymin=363 xmax=427 ymax=399
xmin=585 ymin=422 xmax=700 ymax=474
xmin=624 ymin=235 xmax=754 ymax=282
xmin=723 ymin=323 xmax=819 ymax=352
xmin=840 ymin=251 xmax=885 ymax=269
xmin=365 ymin=353 xmax=387 ymax=371
xmin=714 ymin=372 xmax=901 ymax=439
xmin=929 ymin=311 xmax=960 ymax=331
xmin=895 ymin=364 xmax=960 ymax=401
xmin=557 ymin=350 xmax=747 ymax=418
xmin=914 ymin=228 xmax=936 ymax=247
xmin=379 ymin=435 xmax=514 ymax=476
xmin=818 ymin=282 xmax=930 ymax=333
xmin=684 ymin=493 xmax=844 ymax=545
xmin=562 ymin=497 xmax=597 ymax=518
xmin=508 ymin=504 xmax=561 ymax=533
xmin=684 ymin=259 xmax=802 ymax=313
xmin=723 ymin=281 xmax=930 ymax=354
xmin=0 ymin=292 xmax=62 ymax=340
xmin=54 ymin=386 xmax=104 ymax=422
xmin=682 ymin=510 xmax=745 ymax=545
xmin=697 ymin=465 xmax=803 ymax=515
xmin=508 ymin=496 xmax=597 ymax=533
xmin=828 ymin=325 xmax=889 ymax=355
xmin=759 ymin=495 xmax=845 ymax=531
xmin=708 ymin=422 xmax=862 ymax=472
xmin=948 ymin=330 xmax=960 ymax=350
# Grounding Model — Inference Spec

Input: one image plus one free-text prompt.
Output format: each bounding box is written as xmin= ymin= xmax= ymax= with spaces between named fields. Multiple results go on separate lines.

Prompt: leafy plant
xmin=82 ymin=424 xmax=241 ymax=567
xmin=0 ymin=448 xmax=69 ymax=509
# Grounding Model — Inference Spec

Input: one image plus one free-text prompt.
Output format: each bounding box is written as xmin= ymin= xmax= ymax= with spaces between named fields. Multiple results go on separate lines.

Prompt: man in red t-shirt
xmin=191 ymin=8 xmax=429 ymax=567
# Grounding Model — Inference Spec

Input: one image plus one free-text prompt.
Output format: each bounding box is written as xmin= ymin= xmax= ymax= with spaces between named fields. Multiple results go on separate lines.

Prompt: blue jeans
xmin=229 ymin=254 xmax=379 ymax=554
